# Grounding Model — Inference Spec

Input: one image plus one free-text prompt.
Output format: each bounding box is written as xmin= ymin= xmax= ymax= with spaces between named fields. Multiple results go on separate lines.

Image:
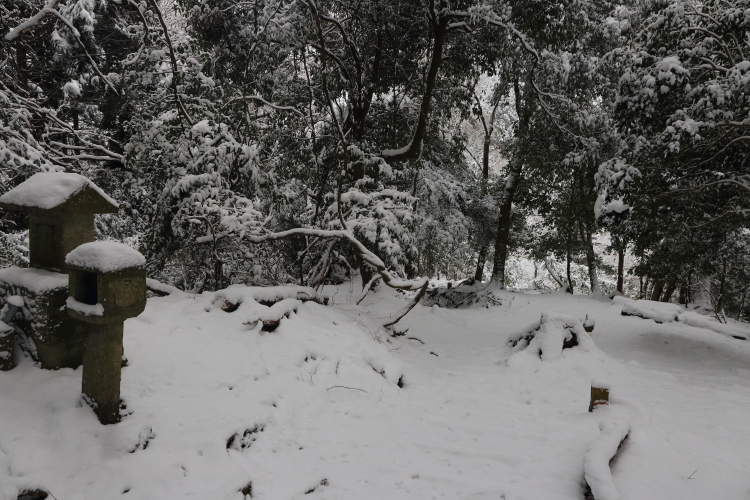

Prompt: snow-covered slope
xmin=0 ymin=285 xmax=749 ymax=500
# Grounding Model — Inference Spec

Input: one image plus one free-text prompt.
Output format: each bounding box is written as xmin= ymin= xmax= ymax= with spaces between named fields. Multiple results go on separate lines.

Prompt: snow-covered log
xmin=615 ymin=297 xmax=683 ymax=323
xmin=583 ymin=406 xmax=633 ymax=500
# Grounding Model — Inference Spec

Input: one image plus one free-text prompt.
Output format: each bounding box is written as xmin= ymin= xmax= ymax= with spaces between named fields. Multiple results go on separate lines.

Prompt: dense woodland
xmin=1 ymin=0 xmax=749 ymax=322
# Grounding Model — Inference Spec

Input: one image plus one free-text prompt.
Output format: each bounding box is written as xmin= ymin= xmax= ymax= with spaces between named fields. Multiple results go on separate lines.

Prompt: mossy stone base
xmin=0 ymin=322 xmax=14 ymax=370
xmin=0 ymin=268 xmax=86 ymax=369
xmin=82 ymin=322 xmax=123 ymax=425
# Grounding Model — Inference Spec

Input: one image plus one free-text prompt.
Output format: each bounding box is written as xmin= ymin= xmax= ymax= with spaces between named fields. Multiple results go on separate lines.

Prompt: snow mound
xmin=0 ymin=172 xmax=117 ymax=210
xmin=615 ymin=296 xmax=683 ymax=323
xmin=65 ymin=241 xmax=145 ymax=272
xmin=583 ymin=405 xmax=633 ymax=500
xmin=0 ymin=267 xmax=67 ymax=294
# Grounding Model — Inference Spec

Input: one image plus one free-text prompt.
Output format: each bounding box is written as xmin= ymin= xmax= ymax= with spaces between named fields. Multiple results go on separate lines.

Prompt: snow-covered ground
xmin=1 ymin=282 xmax=749 ymax=499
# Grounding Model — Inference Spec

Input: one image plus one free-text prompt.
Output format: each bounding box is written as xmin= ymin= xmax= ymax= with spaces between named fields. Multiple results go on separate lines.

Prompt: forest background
xmin=1 ymin=0 xmax=749 ymax=322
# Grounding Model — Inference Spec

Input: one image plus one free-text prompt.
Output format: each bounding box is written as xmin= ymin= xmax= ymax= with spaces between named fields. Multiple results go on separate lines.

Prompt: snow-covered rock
xmin=65 ymin=241 xmax=145 ymax=272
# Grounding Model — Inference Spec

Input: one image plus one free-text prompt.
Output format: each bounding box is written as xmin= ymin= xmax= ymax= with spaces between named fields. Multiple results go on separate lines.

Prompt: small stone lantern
xmin=66 ymin=241 xmax=146 ymax=424
xmin=0 ymin=172 xmax=119 ymax=369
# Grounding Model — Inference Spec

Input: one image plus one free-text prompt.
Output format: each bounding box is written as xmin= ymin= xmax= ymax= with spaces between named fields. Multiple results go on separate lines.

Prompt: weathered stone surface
xmin=81 ymin=322 xmax=124 ymax=424
xmin=0 ymin=267 xmax=85 ymax=369
xmin=28 ymin=213 xmax=95 ymax=272
xmin=68 ymin=267 xmax=147 ymax=324
xmin=67 ymin=253 xmax=146 ymax=425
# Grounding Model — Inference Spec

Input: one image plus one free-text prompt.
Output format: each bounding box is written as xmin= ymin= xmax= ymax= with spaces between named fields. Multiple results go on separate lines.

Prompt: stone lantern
xmin=0 ymin=172 xmax=119 ymax=369
xmin=66 ymin=241 xmax=146 ymax=424
xmin=0 ymin=172 xmax=119 ymax=272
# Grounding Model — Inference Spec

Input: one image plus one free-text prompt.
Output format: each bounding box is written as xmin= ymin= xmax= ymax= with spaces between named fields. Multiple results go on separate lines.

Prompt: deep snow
xmin=0 ymin=283 xmax=749 ymax=500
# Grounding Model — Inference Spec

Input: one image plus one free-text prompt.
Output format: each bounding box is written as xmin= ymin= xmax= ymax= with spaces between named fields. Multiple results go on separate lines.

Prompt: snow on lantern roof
xmin=66 ymin=241 xmax=145 ymax=273
xmin=0 ymin=172 xmax=118 ymax=214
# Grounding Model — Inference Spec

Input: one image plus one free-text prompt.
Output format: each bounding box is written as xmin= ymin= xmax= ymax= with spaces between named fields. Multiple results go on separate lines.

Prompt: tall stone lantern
xmin=66 ymin=241 xmax=146 ymax=424
xmin=0 ymin=172 xmax=119 ymax=369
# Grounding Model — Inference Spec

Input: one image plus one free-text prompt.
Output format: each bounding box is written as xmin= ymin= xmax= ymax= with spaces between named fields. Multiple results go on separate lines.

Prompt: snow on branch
xmin=4 ymin=0 xmax=62 ymax=41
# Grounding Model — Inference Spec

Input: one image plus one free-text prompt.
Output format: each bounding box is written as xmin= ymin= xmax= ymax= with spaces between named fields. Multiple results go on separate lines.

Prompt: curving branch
xmin=146 ymin=0 xmax=194 ymax=126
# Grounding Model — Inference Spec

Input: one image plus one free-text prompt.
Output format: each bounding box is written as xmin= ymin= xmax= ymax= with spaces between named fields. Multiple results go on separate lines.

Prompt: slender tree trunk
xmin=661 ymin=280 xmax=677 ymax=303
xmin=474 ymin=244 xmax=487 ymax=281
xmin=651 ymin=280 xmax=665 ymax=301
xmin=716 ymin=260 xmax=727 ymax=314
xmin=544 ymin=257 xmax=565 ymax=289
xmin=566 ymin=232 xmax=573 ymax=294
xmin=579 ymin=221 xmax=601 ymax=295
xmin=16 ymin=40 xmax=28 ymax=92
xmin=490 ymin=160 xmax=521 ymax=287
xmin=617 ymin=245 xmax=625 ymax=293
xmin=679 ymin=282 xmax=688 ymax=306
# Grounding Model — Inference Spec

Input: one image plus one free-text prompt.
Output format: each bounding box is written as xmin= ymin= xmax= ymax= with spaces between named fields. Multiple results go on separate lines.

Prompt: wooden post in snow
xmin=589 ymin=379 xmax=611 ymax=412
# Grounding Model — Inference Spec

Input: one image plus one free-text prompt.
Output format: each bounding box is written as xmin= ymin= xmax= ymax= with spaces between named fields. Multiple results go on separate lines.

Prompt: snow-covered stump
xmin=589 ymin=379 xmax=611 ymax=412
xmin=0 ymin=268 xmax=87 ymax=369
xmin=0 ymin=320 xmax=14 ymax=371
xmin=66 ymin=242 xmax=146 ymax=425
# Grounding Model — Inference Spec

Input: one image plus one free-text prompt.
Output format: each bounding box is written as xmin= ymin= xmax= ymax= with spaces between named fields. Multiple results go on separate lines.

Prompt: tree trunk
xmin=651 ymin=280 xmax=665 ymax=301
xmin=617 ymin=246 xmax=625 ymax=293
xmin=579 ymin=221 xmax=601 ymax=295
xmin=679 ymin=282 xmax=688 ymax=306
xmin=490 ymin=160 xmax=522 ymax=287
xmin=544 ymin=257 xmax=565 ymax=289
xmin=716 ymin=260 xmax=727 ymax=315
xmin=16 ymin=40 xmax=28 ymax=92
xmin=566 ymin=235 xmax=573 ymax=294
xmin=474 ymin=244 xmax=487 ymax=281
xmin=661 ymin=280 xmax=677 ymax=303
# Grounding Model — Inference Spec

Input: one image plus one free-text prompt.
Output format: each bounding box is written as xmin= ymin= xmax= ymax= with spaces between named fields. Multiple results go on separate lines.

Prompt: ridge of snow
xmin=0 ymin=267 xmax=67 ymax=294
xmin=65 ymin=241 xmax=145 ymax=273
xmin=145 ymin=278 xmax=182 ymax=296
xmin=65 ymin=297 xmax=104 ymax=316
xmin=0 ymin=172 xmax=118 ymax=210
